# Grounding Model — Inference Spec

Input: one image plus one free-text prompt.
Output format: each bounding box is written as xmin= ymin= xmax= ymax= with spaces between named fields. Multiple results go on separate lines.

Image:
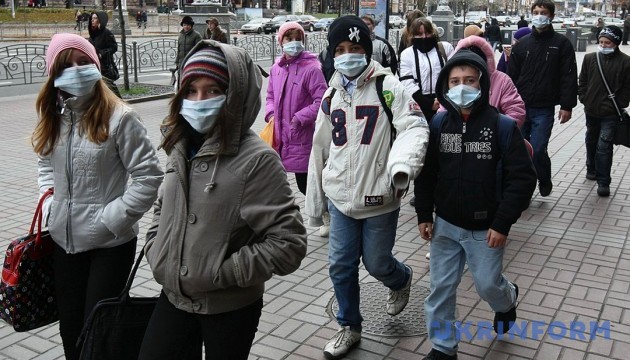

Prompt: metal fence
xmin=0 ymin=30 xmax=404 ymax=87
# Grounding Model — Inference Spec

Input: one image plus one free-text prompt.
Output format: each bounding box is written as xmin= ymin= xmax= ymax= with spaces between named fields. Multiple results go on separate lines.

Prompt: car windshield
xmin=248 ymin=18 xmax=264 ymax=24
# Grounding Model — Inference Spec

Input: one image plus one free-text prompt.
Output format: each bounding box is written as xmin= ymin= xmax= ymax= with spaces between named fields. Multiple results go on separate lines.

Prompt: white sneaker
xmin=387 ymin=265 xmax=413 ymax=316
xmin=425 ymin=252 xmax=430 ymax=260
xmin=319 ymin=211 xmax=330 ymax=237
xmin=323 ymin=326 xmax=361 ymax=360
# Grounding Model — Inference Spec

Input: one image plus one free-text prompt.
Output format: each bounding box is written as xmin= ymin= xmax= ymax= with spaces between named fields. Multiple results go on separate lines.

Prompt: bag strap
xmin=118 ymin=246 xmax=146 ymax=301
xmin=31 ymin=188 xmax=54 ymax=246
xmin=595 ymin=52 xmax=624 ymax=120
xmin=437 ymin=42 xmax=447 ymax=67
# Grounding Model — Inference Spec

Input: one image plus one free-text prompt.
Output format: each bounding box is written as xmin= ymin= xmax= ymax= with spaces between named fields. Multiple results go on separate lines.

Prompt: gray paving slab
xmin=0 ymin=42 xmax=629 ymax=360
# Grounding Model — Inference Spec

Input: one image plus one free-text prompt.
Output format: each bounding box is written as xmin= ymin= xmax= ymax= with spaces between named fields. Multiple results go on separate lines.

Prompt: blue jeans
xmin=328 ymin=201 xmax=410 ymax=329
xmin=521 ymin=106 xmax=555 ymax=184
xmin=425 ymin=217 xmax=516 ymax=356
xmin=585 ymin=115 xmax=617 ymax=186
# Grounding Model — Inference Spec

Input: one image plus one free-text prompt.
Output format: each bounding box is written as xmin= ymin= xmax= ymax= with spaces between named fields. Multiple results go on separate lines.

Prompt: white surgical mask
xmin=333 ymin=53 xmax=368 ymax=78
xmin=283 ymin=41 xmax=304 ymax=57
xmin=54 ymin=64 xmax=102 ymax=97
xmin=531 ymin=15 xmax=551 ymax=28
xmin=446 ymin=84 xmax=481 ymax=109
xmin=598 ymin=46 xmax=615 ymax=55
xmin=179 ymin=95 xmax=226 ymax=133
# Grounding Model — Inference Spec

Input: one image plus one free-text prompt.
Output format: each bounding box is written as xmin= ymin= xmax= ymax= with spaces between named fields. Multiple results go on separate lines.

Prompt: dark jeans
xmin=623 ymin=27 xmax=630 ymax=44
xmin=295 ymin=172 xmax=307 ymax=195
xmin=585 ymin=115 xmax=618 ymax=186
xmin=53 ymin=238 xmax=137 ymax=360
xmin=522 ymin=106 xmax=555 ymax=184
xmin=139 ymin=292 xmax=263 ymax=360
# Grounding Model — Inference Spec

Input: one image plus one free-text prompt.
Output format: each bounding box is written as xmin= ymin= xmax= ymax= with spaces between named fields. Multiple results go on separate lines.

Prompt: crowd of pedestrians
xmin=27 ymin=1 xmax=630 ymax=359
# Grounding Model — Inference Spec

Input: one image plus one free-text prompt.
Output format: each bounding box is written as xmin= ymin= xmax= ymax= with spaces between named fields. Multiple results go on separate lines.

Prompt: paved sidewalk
xmin=0 ymin=44 xmax=629 ymax=359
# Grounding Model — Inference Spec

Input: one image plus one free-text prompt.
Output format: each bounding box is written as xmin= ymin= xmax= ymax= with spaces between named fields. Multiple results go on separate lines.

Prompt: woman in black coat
xmin=88 ymin=11 xmax=121 ymax=98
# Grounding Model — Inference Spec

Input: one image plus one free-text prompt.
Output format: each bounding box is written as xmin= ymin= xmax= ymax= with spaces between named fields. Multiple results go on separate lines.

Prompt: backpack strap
xmin=376 ymin=75 xmax=395 ymax=147
xmin=495 ymin=114 xmax=515 ymax=200
xmin=436 ymin=42 xmax=447 ymax=68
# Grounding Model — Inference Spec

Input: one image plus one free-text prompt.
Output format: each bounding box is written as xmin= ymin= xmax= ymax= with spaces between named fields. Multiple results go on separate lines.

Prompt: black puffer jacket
xmin=88 ymin=11 xmax=118 ymax=80
xmin=507 ymin=27 xmax=578 ymax=111
xmin=415 ymin=50 xmax=536 ymax=235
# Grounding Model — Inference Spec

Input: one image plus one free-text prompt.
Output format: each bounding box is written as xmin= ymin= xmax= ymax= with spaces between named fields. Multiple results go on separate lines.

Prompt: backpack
xmin=325 ymin=74 xmax=396 ymax=146
xmin=431 ymin=111 xmax=516 ymax=200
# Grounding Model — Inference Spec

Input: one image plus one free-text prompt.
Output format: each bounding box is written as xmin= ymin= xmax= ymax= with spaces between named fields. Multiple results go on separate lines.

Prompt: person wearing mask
xmin=306 ymin=15 xmax=429 ymax=360
xmin=517 ymin=15 xmax=529 ymax=28
xmin=485 ymin=17 xmax=502 ymax=52
xmin=508 ymin=0 xmax=577 ymax=197
xmin=203 ymin=17 xmax=228 ymax=43
xmin=175 ymin=16 xmax=202 ymax=69
xmin=578 ymin=26 xmax=630 ymax=197
xmin=497 ymin=27 xmax=531 ymax=74
xmin=360 ymin=15 xmax=398 ymax=75
xmin=399 ymin=17 xmax=454 ymax=122
xmin=397 ymin=9 xmax=426 ymax=56
xmin=34 ymin=33 xmax=163 ymax=360
xmin=415 ymin=50 xmax=537 ymax=360
xmin=88 ymin=11 xmax=121 ymax=98
xmin=264 ymin=22 xmax=328 ymax=233
xmin=139 ymin=40 xmax=308 ymax=359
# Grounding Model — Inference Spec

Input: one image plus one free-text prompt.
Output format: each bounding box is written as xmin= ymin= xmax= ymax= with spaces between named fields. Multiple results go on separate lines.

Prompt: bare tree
xmin=116 ymin=0 xmax=130 ymax=91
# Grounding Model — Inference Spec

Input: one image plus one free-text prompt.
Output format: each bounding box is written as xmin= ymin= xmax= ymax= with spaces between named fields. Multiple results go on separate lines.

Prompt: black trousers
xmin=623 ymin=27 xmax=630 ymax=44
xmin=53 ymin=238 xmax=137 ymax=360
xmin=295 ymin=172 xmax=307 ymax=195
xmin=139 ymin=292 xmax=263 ymax=360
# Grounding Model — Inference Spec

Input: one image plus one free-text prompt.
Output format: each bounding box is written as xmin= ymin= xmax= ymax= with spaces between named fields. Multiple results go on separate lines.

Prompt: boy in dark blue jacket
xmin=414 ymin=50 xmax=537 ymax=360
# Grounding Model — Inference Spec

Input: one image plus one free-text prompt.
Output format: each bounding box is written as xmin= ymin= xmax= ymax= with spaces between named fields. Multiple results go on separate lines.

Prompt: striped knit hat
xmin=46 ymin=33 xmax=101 ymax=75
xmin=181 ymin=46 xmax=229 ymax=89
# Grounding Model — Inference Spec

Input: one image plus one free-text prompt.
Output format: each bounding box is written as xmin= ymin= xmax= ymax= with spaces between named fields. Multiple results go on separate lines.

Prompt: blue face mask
xmin=333 ymin=53 xmax=368 ymax=78
xmin=598 ymin=45 xmax=615 ymax=55
xmin=531 ymin=15 xmax=551 ymax=28
xmin=179 ymin=95 xmax=226 ymax=134
xmin=54 ymin=64 xmax=102 ymax=97
xmin=283 ymin=41 xmax=304 ymax=57
xmin=446 ymin=84 xmax=481 ymax=109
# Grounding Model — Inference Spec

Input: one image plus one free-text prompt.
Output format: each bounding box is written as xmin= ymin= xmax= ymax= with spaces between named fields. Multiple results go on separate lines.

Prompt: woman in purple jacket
xmin=265 ymin=21 xmax=327 ymax=195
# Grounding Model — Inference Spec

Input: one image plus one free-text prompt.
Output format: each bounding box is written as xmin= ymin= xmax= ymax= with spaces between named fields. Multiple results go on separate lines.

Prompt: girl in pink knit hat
xmin=32 ymin=33 xmax=163 ymax=360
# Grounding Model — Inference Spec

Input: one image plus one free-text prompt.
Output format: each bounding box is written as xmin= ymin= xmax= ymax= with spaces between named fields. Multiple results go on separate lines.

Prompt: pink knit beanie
xmin=46 ymin=33 xmax=101 ymax=75
xmin=277 ymin=21 xmax=304 ymax=46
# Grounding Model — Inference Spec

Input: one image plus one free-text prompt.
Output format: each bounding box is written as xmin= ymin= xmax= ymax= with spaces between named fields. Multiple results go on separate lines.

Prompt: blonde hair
xmin=32 ymin=48 xmax=123 ymax=156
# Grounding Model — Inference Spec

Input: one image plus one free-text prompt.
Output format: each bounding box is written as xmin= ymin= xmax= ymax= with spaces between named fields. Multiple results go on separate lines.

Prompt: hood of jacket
xmin=178 ymin=40 xmax=262 ymax=156
xmin=276 ymin=50 xmax=318 ymax=67
xmin=436 ymin=49 xmax=491 ymax=115
xmin=88 ymin=11 xmax=108 ymax=37
xmin=453 ymin=35 xmax=496 ymax=75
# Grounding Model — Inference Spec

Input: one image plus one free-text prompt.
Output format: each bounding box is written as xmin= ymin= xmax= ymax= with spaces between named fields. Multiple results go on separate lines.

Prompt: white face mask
xmin=54 ymin=64 xmax=102 ymax=97
xmin=283 ymin=41 xmax=304 ymax=57
xmin=531 ymin=15 xmax=551 ymax=28
xmin=179 ymin=95 xmax=226 ymax=134
xmin=333 ymin=53 xmax=368 ymax=78
xmin=446 ymin=84 xmax=481 ymax=109
xmin=598 ymin=45 xmax=615 ymax=55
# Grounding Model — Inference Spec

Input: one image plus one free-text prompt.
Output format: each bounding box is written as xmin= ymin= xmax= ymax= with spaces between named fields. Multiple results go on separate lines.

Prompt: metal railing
xmin=0 ymin=30 xmax=405 ymax=87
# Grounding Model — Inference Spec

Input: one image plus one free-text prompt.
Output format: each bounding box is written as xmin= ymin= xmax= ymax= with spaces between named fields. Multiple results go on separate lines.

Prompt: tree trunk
xmin=117 ymin=0 xmax=130 ymax=90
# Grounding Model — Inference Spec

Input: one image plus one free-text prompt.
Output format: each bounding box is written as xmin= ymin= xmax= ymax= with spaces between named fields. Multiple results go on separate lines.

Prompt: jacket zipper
xmin=65 ymin=111 xmax=75 ymax=253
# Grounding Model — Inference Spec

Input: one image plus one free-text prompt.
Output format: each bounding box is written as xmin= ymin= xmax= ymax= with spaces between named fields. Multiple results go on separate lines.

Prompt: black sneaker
xmin=494 ymin=282 xmax=519 ymax=334
xmin=586 ymin=172 xmax=596 ymax=180
xmin=423 ymin=349 xmax=458 ymax=360
xmin=409 ymin=196 xmax=416 ymax=207
xmin=597 ymin=184 xmax=610 ymax=197
xmin=538 ymin=181 xmax=553 ymax=197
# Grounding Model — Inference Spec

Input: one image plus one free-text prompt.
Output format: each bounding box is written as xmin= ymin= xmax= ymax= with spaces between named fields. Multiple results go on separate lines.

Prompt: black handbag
xmin=595 ymin=52 xmax=630 ymax=148
xmin=77 ymin=248 xmax=157 ymax=360
xmin=0 ymin=188 xmax=58 ymax=332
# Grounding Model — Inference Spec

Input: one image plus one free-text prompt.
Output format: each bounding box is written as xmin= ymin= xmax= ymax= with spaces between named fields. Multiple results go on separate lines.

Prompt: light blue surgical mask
xmin=179 ymin=95 xmax=226 ymax=133
xmin=54 ymin=64 xmax=102 ymax=97
xmin=333 ymin=53 xmax=368 ymax=78
xmin=283 ymin=41 xmax=304 ymax=57
xmin=531 ymin=15 xmax=551 ymax=28
xmin=446 ymin=84 xmax=481 ymax=109
xmin=598 ymin=45 xmax=615 ymax=55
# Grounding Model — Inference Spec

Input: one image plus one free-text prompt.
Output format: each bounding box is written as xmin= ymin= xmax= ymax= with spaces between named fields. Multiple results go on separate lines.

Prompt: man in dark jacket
xmin=578 ymin=26 xmax=630 ymax=197
xmin=88 ymin=11 xmax=121 ymax=98
xmin=508 ymin=0 xmax=577 ymax=197
xmin=415 ymin=50 xmax=537 ymax=360
xmin=623 ymin=14 xmax=630 ymax=45
xmin=175 ymin=16 xmax=202 ymax=69
xmin=517 ymin=15 xmax=529 ymax=28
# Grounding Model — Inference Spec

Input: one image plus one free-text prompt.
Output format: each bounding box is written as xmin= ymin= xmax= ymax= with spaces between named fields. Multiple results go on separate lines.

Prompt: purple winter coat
xmin=265 ymin=51 xmax=327 ymax=173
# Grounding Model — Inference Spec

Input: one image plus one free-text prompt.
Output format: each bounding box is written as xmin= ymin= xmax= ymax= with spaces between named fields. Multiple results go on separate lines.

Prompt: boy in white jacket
xmin=305 ymin=15 xmax=430 ymax=360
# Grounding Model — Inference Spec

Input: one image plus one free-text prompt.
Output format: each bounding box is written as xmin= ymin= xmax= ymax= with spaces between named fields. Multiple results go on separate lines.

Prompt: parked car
xmin=314 ymin=17 xmax=335 ymax=31
xmin=388 ymin=15 xmax=405 ymax=28
xmin=240 ymin=18 xmax=271 ymax=34
xmin=561 ymin=18 xmax=579 ymax=28
xmin=263 ymin=15 xmax=301 ymax=34
xmin=299 ymin=15 xmax=319 ymax=32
